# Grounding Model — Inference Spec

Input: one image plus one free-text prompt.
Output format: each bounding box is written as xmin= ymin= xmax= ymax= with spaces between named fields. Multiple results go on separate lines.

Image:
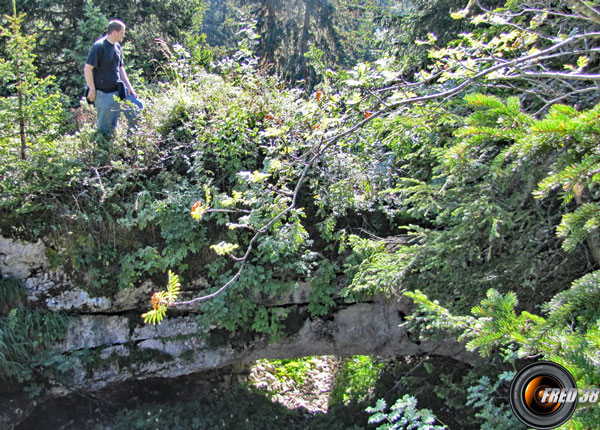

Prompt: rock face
xmin=0 ymin=236 xmax=156 ymax=313
xmin=49 ymin=301 xmax=472 ymax=395
xmin=0 ymin=237 xmax=475 ymax=429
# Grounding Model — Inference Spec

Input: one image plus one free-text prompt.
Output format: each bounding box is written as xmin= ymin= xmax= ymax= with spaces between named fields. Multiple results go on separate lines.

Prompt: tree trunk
xmin=18 ymin=78 xmax=27 ymax=161
xmin=12 ymin=0 xmax=27 ymax=160
xmin=299 ymin=0 xmax=314 ymax=81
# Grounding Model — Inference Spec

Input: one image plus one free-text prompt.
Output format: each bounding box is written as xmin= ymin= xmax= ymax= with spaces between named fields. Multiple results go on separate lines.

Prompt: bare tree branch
xmin=568 ymin=0 xmax=600 ymax=25
xmin=206 ymin=208 xmax=252 ymax=215
xmin=534 ymin=87 xmax=599 ymax=116
xmin=500 ymin=72 xmax=600 ymax=81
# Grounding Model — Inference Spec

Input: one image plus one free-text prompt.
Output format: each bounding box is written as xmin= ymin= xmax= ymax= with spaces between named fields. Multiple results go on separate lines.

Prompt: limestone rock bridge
xmin=0 ymin=237 xmax=473 ymax=428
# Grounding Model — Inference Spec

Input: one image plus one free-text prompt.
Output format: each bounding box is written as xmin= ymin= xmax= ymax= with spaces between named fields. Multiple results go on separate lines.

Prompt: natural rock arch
xmin=0 ymin=236 xmax=475 ymax=428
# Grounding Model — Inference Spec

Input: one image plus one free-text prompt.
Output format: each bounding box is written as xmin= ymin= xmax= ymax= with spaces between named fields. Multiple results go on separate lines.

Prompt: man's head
xmin=107 ymin=20 xmax=126 ymax=42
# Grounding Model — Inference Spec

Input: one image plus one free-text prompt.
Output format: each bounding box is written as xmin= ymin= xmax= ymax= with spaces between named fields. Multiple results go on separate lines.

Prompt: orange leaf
xmin=365 ymin=111 xmax=372 ymax=119
xmin=316 ymin=89 xmax=323 ymax=102
xmin=151 ymin=293 xmax=162 ymax=310
xmin=191 ymin=200 xmax=204 ymax=220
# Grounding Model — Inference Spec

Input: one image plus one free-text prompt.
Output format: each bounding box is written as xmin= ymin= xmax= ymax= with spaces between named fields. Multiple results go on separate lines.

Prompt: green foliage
xmin=255 ymin=356 xmax=317 ymax=391
xmin=466 ymin=290 xmax=545 ymax=357
xmin=389 ymin=74 xmax=600 ymax=430
xmin=341 ymin=92 xmax=599 ymax=315
xmin=273 ymin=358 xmax=310 ymax=386
xmin=557 ymin=203 xmax=600 ymax=252
xmin=0 ymin=277 xmax=27 ymax=310
xmin=307 ymin=259 xmax=337 ymax=316
xmin=466 ymin=372 xmax=525 ymax=430
xmin=2 ymin=6 xmax=600 ymax=428
xmin=405 ymin=272 xmax=600 ymax=427
xmin=340 ymin=235 xmax=386 ymax=293
xmin=403 ymin=290 xmax=474 ymax=339
xmin=366 ymin=395 xmax=447 ymax=430
xmin=63 ymin=0 xmax=109 ymax=76
xmin=405 ymin=288 xmax=544 ymax=362
xmin=0 ymin=308 xmax=69 ymax=386
xmin=330 ymin=355 xmax=384 ymax=406
xmin=201 ymin=0 xmax=389 ymax=87
xmin=3 ymin=42 xmax=338 ymax=341
xmin=543 ymin=271 xmax=600 ymax=332
xmin=130 ymin=45 xmax=345 ymax=333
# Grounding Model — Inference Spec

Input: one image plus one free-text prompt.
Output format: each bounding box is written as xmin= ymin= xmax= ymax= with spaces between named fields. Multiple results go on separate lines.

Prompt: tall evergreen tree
xmin=202 ymin=0 xmax=388 ymax=86
xmin=63 ymin=0 xmax=109 ymax=80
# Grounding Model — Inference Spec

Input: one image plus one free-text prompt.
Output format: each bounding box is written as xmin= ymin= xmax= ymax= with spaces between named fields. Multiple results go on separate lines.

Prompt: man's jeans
xmin=96 ymin=89 xmax=143 ymax=136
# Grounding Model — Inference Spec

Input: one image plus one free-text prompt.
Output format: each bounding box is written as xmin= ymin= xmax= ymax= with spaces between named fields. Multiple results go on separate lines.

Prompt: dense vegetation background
xmin=1 ymin=0 xmax=600 ymax=428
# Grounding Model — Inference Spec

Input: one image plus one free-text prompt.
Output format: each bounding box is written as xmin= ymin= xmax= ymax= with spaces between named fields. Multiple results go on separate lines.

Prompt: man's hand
xmin=87 ymin=88 xmax=96 ymax=102
xmin=83 ymin=64 xmax=96 ymax=102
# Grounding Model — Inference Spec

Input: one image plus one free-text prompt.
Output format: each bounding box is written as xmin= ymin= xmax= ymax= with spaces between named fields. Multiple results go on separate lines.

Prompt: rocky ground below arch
xmin=16 ymin=357 xmax=349 ymax=430
xmin=248 ymin=356 xmax=343 ymax=414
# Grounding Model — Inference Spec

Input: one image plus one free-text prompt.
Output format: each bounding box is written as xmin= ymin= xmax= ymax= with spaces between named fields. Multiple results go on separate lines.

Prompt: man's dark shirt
xmin=85 ymin=37 xmax=123 ymax=92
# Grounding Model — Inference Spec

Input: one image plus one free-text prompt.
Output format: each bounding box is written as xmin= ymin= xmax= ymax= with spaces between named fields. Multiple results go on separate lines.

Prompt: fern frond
xmin=166 ymin=270 xmax=181 ymax=300
xmin=143 ymin=271 xmax=182 ymax=325
xmin=142 ymin=307 xmax=167 ymax=325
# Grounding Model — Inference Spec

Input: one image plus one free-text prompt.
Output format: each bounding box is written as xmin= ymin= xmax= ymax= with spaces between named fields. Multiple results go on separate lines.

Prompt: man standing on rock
xmin=84 ymin=19 xmax=143 ymax=136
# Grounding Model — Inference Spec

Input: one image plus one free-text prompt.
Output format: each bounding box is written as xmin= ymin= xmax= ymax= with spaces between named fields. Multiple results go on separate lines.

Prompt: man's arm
xmin=84 ymin=64 xmax=96 ymax=102
xmin=118 ymin=66 xmax=137 ymax=98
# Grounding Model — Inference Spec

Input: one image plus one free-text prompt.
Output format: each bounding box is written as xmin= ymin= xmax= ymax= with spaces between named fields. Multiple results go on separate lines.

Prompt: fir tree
xmin=0 ymin=0 xmax=64 ymax=160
